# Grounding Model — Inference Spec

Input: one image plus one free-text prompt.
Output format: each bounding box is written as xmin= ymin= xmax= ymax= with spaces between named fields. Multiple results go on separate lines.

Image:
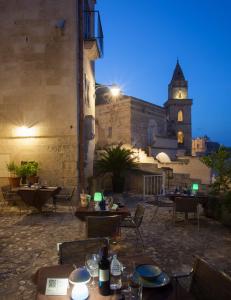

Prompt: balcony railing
xmin=84 ymin=10 xmax=104 ymax=58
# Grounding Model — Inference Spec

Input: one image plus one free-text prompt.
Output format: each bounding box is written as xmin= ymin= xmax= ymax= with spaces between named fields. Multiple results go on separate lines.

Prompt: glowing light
xmin=15 ymin=126 xmax=36 ymax=137
xmin=110 ymin=85 xmax=121 ymax=97
xmin=156 ymin=152 xmax=171 ymax=163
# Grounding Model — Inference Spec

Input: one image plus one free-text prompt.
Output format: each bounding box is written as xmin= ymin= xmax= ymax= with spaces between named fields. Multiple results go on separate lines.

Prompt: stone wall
xmin=131 ymin=97 xmax=167 ymax=148
xmin=0 ymin=0 xmax=96 ymax=187
xmin=95 ymin=99 xmax=131 ymax=148
xmin=158 ymin=156 xmax=211 ymax=185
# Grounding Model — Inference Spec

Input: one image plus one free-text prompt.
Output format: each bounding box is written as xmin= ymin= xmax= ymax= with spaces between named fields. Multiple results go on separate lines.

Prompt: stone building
xmin=192 ymin=136 xmax=220 ymax=156
xmin=95 ymin=61 xmax=211 ymax=190
xmin=96 ymin=60 xmax=192 ymax=161
xmin=0 ymin=0 xmax=103 ymax=189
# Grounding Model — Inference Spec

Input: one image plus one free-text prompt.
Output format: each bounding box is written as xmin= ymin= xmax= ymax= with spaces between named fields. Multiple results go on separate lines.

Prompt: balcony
xmin=84 ymin=10 xmax=104 ymax=60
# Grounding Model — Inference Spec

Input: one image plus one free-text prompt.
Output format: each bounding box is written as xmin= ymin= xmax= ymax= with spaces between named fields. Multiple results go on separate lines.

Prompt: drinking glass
xmin=121 ymin=261 xmax=142 ymax=300
xmin=85 ymin=254 xmax=99 ymax=286
xmin=128 ymin=276 xmax=142 ymax=300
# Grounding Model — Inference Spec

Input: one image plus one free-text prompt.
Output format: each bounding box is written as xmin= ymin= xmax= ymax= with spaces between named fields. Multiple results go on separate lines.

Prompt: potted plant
xmin=26 ymin=161 xmax=39 ymax=184
xmin=6 ymin=161 xmax=21 ymax=187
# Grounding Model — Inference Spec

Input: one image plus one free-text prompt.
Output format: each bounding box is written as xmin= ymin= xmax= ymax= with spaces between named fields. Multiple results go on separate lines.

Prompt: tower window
xmin=178 ymin=90 xmax=182 ymax=98
xmin=177 ymin=131 xmax=184 ymax=144
xmin=177 ymin=110 xmax=183 ymax=122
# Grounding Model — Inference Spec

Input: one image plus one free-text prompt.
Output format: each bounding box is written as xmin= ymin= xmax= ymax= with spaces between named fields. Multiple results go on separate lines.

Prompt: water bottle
xmin=110 ymin=254 xmax=122 ymax=290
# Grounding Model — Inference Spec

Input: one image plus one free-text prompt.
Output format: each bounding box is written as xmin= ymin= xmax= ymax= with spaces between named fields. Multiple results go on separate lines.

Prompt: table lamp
xmin=192 ymin=183 xmax=199 ymax=195
xmin=69 ymin=267 xmax=91 ymax=300
xmin=93 ymin=192 xmax=103 ymax=202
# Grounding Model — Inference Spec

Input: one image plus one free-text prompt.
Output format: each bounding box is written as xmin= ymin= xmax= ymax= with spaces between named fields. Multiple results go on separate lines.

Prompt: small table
xmin=75 ymin=203 xmax=131 ymax=221
xmin=165 ymin=194 xmax=208 ymax=205
xmin=33 ymin=255 xmax=195 ymax=300
xmin=14 ymin=186 xmax=60 ymax=211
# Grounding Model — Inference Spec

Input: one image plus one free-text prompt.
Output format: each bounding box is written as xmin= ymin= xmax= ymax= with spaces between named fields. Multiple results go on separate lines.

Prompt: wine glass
xmin=85 ymin=254 xmax=99 ymax=287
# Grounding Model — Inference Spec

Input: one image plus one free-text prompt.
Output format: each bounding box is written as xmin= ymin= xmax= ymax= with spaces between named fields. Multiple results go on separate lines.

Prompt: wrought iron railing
xmin=84 ymin=10 xmax=104 ymax=57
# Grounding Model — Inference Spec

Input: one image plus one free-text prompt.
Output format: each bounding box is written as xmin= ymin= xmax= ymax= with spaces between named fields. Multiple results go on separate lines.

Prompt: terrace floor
xmin=0 ymin=195 xmax=231 ymax=299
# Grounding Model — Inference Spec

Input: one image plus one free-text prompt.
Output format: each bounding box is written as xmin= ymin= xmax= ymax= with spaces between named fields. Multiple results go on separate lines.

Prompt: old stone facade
xmin=96 ymin=60 xmax=192 ymax=160
xmin=0 ymin=0 xmax=102 ymax=188
xmin=192 ymin=136 xmax=220 ymax=156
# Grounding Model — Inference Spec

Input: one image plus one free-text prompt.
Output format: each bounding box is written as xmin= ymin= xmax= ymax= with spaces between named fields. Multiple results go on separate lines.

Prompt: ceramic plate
xmin=132 ymin=271 xmax=170 ymax=288
xmin=135 ymin=264 xmax=162 ymax=278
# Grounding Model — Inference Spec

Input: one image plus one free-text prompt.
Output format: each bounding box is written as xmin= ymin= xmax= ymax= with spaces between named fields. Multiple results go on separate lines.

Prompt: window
xmin=108 ymin=127 xmax=112 ymax=138
xmin=177 ymin=131 xmax=184 ymax=144
xmin=177 ymin=110 xmax=183 ymax=122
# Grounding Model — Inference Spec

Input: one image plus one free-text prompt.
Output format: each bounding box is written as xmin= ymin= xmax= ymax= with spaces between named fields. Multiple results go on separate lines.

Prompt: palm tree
xmin=96 ymin=144 xmax=138 ymax=193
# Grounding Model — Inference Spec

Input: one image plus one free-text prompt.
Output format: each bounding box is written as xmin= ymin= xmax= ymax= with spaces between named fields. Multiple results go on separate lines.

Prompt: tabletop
xmin=14 ymin=186 xmax=60 ymax=211
xmin=75 ymin=203 xmax=131 ymax=221
xmin=33 ymin=256 xmax=195 ymax=300
xmin=165 ymin=194 xmax=208 ymax=205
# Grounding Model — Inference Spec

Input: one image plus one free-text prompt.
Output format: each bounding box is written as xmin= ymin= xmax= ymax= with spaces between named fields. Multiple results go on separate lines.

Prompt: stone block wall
xmin=95 ymin=99 xmax=132 ymax=148
xmin=0 ymin=0 xmax=97 ymax=187
xmin=131 ymin=97 xmax=167 ymax=149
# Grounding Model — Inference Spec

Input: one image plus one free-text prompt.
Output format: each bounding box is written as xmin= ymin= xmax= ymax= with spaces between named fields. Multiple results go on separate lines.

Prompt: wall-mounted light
xmin=15 ymin=126 xmax=36 ymax=137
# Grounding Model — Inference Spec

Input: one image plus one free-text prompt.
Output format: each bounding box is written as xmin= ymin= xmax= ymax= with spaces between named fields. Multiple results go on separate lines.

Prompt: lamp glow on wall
xmin=15 ymin=126 xmax=36 ymax=137
xmin=95 ymin=83 xmax=122 ymax=100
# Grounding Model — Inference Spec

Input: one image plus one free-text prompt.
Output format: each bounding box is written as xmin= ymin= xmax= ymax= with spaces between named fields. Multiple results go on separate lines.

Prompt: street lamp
xmin=95 ymin=83 xmax=121 ymax=101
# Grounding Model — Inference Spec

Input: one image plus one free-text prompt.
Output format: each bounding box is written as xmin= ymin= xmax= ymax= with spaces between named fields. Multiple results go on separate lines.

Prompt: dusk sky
xmin=96 ymin=0 xmax=231 ymax=146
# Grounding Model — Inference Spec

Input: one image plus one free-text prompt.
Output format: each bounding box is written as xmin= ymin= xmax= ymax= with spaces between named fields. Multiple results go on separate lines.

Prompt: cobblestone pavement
xmin=0 ymin=196 xmax=230 ymax=299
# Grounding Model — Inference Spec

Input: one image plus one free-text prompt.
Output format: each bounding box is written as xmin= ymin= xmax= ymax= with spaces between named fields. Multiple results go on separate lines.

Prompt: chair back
xmin=175 ymin=197 xmax=198 ymax=213
xmin=190 ymin=256 xmax=231 ymax=300
xmin=134 ymin=204 xmax=145 ymax=227
xmin=59 ymin=238 xmax=109 ymax=265
xmin=58 ymin=187 xmax=75 ymax=198
xmin=86 ymin=215 xmax=121 ymax=239
xmin=1 ymin=185 xmax=12 ymax=200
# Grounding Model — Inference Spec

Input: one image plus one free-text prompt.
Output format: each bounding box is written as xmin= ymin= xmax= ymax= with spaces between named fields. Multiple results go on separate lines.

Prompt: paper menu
xmin=45 ymin=278 xmax=69 ymax=296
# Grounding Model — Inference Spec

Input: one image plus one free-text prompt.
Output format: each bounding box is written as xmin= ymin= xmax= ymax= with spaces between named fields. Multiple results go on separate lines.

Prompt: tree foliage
xmin=201 ymin=146 xmax=231 ymax=192
xmin=96 ymin=144 xmax=138 ymax=192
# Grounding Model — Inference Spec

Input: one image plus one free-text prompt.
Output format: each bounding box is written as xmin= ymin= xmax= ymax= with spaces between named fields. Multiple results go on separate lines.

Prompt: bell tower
xmin=164 ymin=60 xmax=192 ymax=155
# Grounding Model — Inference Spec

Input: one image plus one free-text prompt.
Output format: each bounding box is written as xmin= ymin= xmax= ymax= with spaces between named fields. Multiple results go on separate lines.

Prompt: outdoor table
xmin=14 ymin=186 xmax=61 ymax=212
xmin=165 ymin=194 xmax=208 ymax=205
xmin=75 ymin=202 xmax=131 ymax=221
xmin=32 ymin=255 xmax=195 ymax=300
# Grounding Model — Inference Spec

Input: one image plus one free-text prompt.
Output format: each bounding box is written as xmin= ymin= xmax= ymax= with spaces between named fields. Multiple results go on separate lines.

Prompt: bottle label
xmin=99 ymin=269 xmax=109 ymax=282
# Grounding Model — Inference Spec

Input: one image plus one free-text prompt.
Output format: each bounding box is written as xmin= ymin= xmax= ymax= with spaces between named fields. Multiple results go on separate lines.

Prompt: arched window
xmin=177 ymin=110 xmax=183 ymax=122
xmin=177 ymin=131 xmax=184 ymax=144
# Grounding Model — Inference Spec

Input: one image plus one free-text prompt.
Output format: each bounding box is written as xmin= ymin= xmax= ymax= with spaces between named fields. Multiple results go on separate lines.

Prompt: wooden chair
xmin=59 ymin=238 xmax=109 ymax=265
xmin=173 ymin=256 xmax=231 ymax=300
xmin=173 ymin=197 xmax=199 ymax=230
xmin=120 ymin=204 xmax=145 ymax=248
xmin=52 ymin=187 xmax=75 ymax=214
xmin=86 ymin=215 xmax=121 ymax=242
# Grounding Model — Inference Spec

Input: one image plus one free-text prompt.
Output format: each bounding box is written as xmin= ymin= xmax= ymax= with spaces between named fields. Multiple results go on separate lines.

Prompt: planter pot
xmin=112 ymin=177 xmax=125 ymax=193
xmin=27 ymin=175 xmax=39 ymax=185
xmin=221 ymin=209 xmax=231 ymax=227
xmin=8 ymin=177 xmax=21 ymax=188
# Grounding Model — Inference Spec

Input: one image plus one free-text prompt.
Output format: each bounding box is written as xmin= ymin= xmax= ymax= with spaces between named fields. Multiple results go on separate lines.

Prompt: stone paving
xmin=0 ymin=195 xmax=231 ymax=300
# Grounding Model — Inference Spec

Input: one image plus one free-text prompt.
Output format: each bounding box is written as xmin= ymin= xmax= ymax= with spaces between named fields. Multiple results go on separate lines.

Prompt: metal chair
xmin=1 ymin=185 xmax=26 ymax=214
xmin=58 ymin=238 xmax=109 ymax=265
xmin=86 ymin=215 xmax=121 ymax=242
xmin=173 ymin=256 xmax=231 ymax=300
xmin=120 ymin=204 xmax=145 ymax=248
xmin=52 ymin=187 xmax=75 ymax=214
xmin=173 ymin=197 xmax=199 ymax=230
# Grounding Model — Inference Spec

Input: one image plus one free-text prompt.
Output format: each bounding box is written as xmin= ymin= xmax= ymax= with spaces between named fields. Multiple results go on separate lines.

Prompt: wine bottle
xmin=98 ymin=246 xmax=111 ymax=296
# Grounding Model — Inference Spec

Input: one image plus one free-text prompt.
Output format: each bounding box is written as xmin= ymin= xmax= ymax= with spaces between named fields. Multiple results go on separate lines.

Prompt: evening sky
xmin=96 ymin=0 xmax=231 ymax=146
